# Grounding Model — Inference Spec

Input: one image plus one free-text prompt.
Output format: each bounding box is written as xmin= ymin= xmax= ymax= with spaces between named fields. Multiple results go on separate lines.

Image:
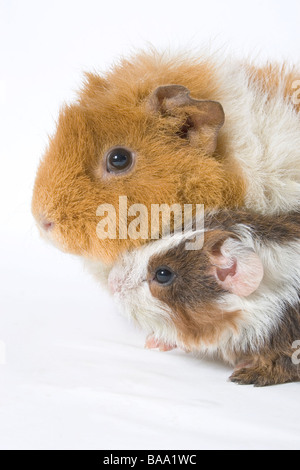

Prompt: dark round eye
xmin=106 ymin=147 xmax=134 ymax=173
xmin=154 ymin=267 xmax=175 ymax=286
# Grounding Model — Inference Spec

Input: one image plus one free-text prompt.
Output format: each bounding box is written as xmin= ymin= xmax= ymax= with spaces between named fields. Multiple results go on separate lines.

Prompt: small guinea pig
xmin=109 ymin=209 xmax=300 ymax=386
xmin=31 ymin=50 xmax=300 ymax=274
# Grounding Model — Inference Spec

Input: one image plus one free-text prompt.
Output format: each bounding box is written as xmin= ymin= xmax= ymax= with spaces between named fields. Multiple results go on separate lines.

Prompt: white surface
xmin=1 ymin=0 xmax=300 ymax=450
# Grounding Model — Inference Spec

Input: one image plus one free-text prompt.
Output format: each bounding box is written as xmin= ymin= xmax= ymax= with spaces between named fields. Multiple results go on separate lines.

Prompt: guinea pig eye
xmin=154 ymin=266 xmax=175 ymax=286
xmin=106 ymin=147 xmax=134 ymax=174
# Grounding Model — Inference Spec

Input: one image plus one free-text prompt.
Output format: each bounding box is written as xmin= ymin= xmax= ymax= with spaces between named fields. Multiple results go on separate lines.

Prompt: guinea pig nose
xmin=108 ymin=277 xmax=122 ymax=294
xmin=41 ymin=218 xmax=55 ymax=232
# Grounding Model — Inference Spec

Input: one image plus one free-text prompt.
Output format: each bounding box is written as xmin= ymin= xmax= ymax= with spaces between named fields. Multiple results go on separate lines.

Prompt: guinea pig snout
xmin=108 ymin=265 xmax=139 ymax=295
xmin=36 ymin=215 xmax=55 ymax=233
xmin=41 ymin=218 xmax=55 ymax=232
xmin=108 ymin=273 xmax=123 ymax=294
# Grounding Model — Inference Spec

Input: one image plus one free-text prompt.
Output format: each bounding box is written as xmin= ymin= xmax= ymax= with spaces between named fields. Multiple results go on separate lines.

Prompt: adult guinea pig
xmin=108 ymin=209 xmax=300 ymax=386
xmin=31 ymin=49 xmax=300 ymax=279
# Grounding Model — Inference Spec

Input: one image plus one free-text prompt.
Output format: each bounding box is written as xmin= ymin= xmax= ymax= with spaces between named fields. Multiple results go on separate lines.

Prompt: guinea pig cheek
xmin=148 ymin=279 xmax=175 ymax=314
xmin=109 ymin=256 xmax=148 ymax=301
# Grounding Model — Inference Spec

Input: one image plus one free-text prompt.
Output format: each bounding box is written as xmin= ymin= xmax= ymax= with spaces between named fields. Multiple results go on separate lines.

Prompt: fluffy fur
xmin=109 ymin=210 xmax=300 ymax=386
xmin=32 ymin=50 xmax=300 ymax=272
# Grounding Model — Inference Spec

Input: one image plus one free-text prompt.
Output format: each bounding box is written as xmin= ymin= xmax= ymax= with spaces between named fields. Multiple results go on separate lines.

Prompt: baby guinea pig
xmin=109 ymin=209 xmax=300 ymax=386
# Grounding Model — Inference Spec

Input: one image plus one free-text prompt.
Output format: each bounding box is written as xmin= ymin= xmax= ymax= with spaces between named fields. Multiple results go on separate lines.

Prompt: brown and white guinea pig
xmin=31 ymin=50 xmax=300 ymax=279
xmin=108 ymin=209 xmax=300 ymax=386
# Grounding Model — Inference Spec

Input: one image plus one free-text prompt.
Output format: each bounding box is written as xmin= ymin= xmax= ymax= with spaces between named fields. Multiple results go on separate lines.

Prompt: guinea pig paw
xmin=144 ymin=335 xmax=176 ymax=352
xmin=229 ymin=365 xmax=277 ymax=387
xmin=144 ymin=335 xmax=160 ymax=349
xmin=159 ymin=342 xmax=177 ymax=352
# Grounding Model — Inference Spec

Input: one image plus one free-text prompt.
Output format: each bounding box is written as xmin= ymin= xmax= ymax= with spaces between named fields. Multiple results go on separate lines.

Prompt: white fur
xmin=215 ymin=58 xmax=300 ymax=214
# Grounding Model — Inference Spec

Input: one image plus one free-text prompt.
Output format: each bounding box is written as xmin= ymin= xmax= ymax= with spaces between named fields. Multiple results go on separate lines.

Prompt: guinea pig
xmin=31 ymin=50 xmax=300 ymax=280
xmin=108 ymin=209 xmax=300 ymax=386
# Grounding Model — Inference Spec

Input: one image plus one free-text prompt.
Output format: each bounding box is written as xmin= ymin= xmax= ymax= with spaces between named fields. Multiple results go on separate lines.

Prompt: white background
xmin=1 ymin=0 xmax=300 ymax=450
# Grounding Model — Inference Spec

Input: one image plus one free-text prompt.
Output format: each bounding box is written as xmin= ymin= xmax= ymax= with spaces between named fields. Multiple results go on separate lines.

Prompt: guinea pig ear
xmin=208 ymin=235 xmax=264 ymax=297
xmin=147 ymin=85 xmax=225 ymax=154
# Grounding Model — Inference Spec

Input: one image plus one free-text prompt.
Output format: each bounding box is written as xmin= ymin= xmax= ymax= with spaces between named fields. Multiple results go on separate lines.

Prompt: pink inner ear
xmin=211 ymin=247 xmax=264 ymax=297
xmin=216 ymin=260 xmax=237 ymax=282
